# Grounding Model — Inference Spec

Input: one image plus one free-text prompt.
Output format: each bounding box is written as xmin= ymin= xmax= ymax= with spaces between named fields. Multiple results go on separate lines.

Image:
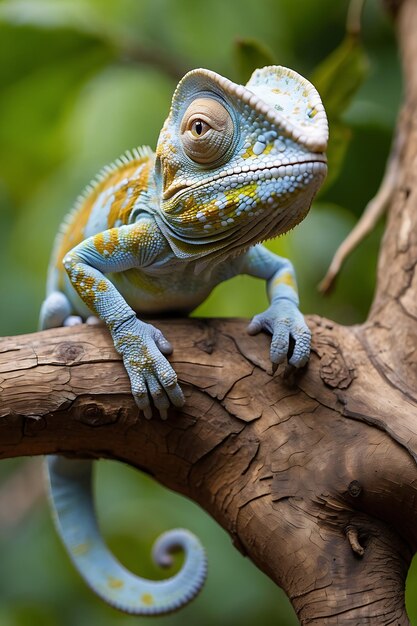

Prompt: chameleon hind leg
xmin=39 ymin=291 xmax=73 ymax=330
xmin=46 ymin=456 xmax=207 ymax=614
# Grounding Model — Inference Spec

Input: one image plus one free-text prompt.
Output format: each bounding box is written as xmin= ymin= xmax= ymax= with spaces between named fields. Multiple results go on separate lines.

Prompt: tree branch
xmin=1 ymin=315 xmax=417 ymax=624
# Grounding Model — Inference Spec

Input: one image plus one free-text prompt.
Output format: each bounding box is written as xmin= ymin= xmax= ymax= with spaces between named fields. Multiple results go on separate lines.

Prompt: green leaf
xmin=0 ymin=21 xmax=116 ymax=206
xmin=0 ymin=0 xmax=107 ymax=35
xmin=322 ymin=121 xmax=352 ymax=190
xmin=234 ymin=37 xmax=276 ymax=84
xmin=311 ymin=35 xmax=369 ymax=120
xmin=311 ymin=35 xmax=369 ymax=191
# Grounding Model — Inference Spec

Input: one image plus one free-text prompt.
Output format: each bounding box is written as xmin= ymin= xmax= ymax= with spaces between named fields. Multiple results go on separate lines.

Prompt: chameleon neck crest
xmin=153 ymin=66 xmax=328 ymax=266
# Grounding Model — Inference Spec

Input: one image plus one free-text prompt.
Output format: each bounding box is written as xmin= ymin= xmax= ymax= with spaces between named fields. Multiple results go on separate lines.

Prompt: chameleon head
xmin=154 ymin=66 xmax=328 ymax=255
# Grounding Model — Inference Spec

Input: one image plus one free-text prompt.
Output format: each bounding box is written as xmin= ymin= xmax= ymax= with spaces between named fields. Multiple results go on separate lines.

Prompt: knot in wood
xmin=348 ymin=480 xmax=362 ymax=498
xmin=76 ymin=399 xmax=121 ymax=427
xmin=56 ymin=342 xmax=85 ymax=364
xmin=312 ymin=329 xmax=355 ymax=389
xmin=195 ymin=322 xmax=216 ymax=354
xmin=78 ymin=403 xmax=102 ymax=426
xmin=195 ymin=338 xmax=215 ymax=354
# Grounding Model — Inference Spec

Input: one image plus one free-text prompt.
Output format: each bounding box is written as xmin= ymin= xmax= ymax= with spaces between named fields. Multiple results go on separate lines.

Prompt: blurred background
xmin=0 ymin=0 xmax=415 ymax=624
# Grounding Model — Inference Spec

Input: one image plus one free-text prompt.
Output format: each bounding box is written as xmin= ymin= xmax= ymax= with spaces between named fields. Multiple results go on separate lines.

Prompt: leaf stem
xmin=346 ymin=0 xmax=366 ymax=38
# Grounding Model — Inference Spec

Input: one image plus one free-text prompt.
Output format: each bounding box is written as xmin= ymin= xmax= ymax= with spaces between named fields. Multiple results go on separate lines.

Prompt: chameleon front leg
xmin=241 ymin=244 xmax=311 ymax=370
xmin=62 ymin=220 xmax=184 ymax=418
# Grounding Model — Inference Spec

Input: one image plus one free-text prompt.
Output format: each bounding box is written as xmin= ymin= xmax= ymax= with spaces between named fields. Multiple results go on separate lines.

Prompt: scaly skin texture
xmin=39 ymin=66 xmax=328 ymax=615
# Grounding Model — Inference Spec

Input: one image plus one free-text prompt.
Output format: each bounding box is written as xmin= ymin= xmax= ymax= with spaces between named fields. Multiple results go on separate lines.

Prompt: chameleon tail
xmin=45 ymin=456 xmax=207 ymax=615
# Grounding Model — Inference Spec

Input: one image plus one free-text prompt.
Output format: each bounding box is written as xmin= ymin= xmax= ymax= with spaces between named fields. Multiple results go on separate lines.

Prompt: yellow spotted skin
xmin=141 ymin=593 xmax=154 ymax=606
xmin=40 ymin=66 xmax=328 ymax=616
xmin=72 ymin=543 xmax=90 ymax=556
xmin=52 ymin=150 xmax=153 ymax=289
xmin=108 ymin=577 xmax=124 ymax=589
xmin=271 ymin=270 xmax=296 ymax=290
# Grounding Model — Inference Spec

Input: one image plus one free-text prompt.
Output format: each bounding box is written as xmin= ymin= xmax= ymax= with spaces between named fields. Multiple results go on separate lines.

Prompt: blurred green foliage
xmin=1 ymin=0 xmax=414 ymax=624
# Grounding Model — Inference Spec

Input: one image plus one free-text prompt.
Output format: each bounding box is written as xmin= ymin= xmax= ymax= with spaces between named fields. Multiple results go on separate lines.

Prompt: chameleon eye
xmin=180 ymin=97 xmax=234 ymax=165
xmin=190 ymin=119 xmax=210 ymax=138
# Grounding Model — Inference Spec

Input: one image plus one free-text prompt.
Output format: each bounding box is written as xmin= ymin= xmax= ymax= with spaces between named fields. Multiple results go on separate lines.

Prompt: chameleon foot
xmin=63 ymin=315 xmax=83 ymax=327
xmin=248 ymin=299 xmax=311 ymax=369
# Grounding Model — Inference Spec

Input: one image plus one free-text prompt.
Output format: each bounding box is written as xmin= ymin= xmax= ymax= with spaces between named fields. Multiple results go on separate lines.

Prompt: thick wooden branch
xmin=364 ymin=0 xmax=417 ymax=410
xmin=1 ymin=316 xmax=417 ymax=624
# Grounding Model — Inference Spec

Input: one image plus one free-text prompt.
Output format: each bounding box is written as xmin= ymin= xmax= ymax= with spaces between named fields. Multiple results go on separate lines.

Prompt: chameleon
xmin=39 ymin=65 xmax=328 ymax=615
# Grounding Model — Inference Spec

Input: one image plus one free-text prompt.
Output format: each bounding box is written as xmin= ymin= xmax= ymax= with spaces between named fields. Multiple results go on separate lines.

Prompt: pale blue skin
xmin=46 ymin=457 xmax=206 ymax=614
xmin=40 ymin=66 xmax=328 ymax=615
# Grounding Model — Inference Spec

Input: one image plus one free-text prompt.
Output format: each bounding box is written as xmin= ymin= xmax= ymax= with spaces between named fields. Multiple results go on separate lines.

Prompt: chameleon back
xmin=47 ymin=147 xmax=155 ymax=295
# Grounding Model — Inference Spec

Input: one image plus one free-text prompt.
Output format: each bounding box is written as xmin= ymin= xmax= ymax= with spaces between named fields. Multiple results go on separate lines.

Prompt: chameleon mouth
xmin=229 ymin=155 xmax=328 ymax=182
xmin=163 ymin=155 xmax=327 ymax=201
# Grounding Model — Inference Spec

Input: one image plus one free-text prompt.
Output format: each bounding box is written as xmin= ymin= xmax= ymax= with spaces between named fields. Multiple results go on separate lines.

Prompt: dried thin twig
xmin=319 ymin=129 xmax=402 ymax=294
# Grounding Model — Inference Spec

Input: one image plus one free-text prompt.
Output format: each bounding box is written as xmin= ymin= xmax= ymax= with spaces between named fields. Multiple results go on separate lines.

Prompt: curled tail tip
xmin=47 ymin=457 xmax=207 ymax=616
xmin=152 ymin=527 xmax=206 ymax=564
xmin=94 ymin=529 xmax=207 ymax=616
xmin=151 ymin=527 xmax=208 ymax=608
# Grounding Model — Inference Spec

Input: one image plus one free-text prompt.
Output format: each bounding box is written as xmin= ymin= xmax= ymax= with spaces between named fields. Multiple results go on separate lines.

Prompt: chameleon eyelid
xmin=180 ymin=97 xmax=234 ymax=164
xmin=181 ymin=99 xmax=232 ymax=129
xmin=186 ymin=116 xmax=212 ymax=135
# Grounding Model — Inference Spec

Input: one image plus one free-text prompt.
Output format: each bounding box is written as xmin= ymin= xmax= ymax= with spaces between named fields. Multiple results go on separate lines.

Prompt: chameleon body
xmin=40 ymin=66 xmax=328 ymax=614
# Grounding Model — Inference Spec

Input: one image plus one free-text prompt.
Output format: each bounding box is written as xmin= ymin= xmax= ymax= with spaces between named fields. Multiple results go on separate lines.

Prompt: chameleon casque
xmin=39 ymin=66 xmax=328 ymax=614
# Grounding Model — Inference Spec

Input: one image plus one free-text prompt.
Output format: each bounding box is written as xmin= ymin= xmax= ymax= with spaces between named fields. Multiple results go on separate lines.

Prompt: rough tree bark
xmin=1 ymin=1 xmax=417 ymax=624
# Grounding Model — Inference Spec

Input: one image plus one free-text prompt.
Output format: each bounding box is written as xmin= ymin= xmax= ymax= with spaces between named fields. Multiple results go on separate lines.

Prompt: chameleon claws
xmin=143 ymin=407 xmax=153 ymax=419
xmin=131 ymin=373 xmax=182 ymax=420
xmin=151 ymin=327 xmax=173 ymax=355
xmin=249 ymin=302 xmax=311 ymax=372
xmin=159 ymin=408 xmax=168 ymax=420
xmin=140 ymin=404 xmax=168 ymax=421
xmin=165 ymin=383 xmax=185 ymax=408
xmin=247 ymin=317 xmax=263 ymax=335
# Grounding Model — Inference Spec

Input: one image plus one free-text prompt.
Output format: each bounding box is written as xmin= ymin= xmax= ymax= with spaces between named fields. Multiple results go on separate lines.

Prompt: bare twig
xmin=121 ymin=41 xmax=189 ymax=81
xmin=319 ymin=129 xmax=402 ymax=294
xmin=346 ymin=0 xmax=366 ymax=38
